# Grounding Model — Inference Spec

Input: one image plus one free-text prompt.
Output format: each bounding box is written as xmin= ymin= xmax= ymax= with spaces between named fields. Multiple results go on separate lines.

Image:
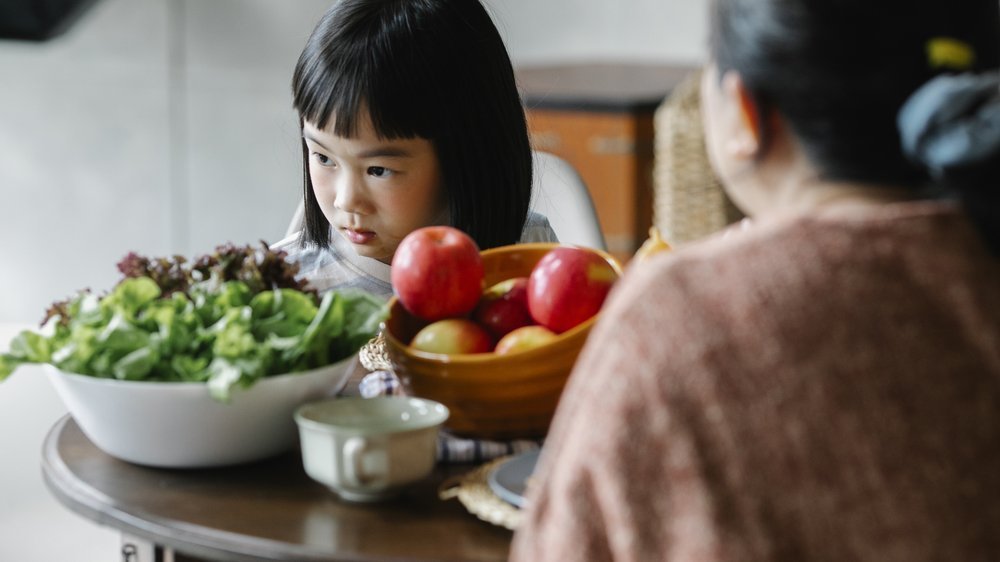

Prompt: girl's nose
xmin=333 ymin=173 xmax=369 ymax=214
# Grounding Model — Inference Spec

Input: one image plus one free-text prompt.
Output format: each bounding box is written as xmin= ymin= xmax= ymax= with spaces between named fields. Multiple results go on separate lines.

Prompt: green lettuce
xmin=0 ymin=244 xmax=387 ymax=401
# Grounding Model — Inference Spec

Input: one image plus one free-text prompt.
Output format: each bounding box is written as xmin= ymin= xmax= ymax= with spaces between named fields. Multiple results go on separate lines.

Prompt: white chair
xmin=530 ymin=151 xmax=606 ymax=250
xmin=285 ymin=151 xmax=606 ymax=250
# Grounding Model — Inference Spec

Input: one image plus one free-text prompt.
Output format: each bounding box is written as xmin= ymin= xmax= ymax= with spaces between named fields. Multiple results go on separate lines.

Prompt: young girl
xmin=272 ymin=0 xmax=556 ymax=300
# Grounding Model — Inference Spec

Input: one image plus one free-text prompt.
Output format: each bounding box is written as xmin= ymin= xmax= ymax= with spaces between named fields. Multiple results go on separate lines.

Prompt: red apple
xmin=494 ymin=325 xmax=558 ymax=355
xmin=472 ymin=277 xmax=533 ymax=339
xmin=410 ymin=319 xmax=493 ymax=354
xmin=527 ymin=247 xmax=618 ymax=333
xmin=391 ymin=226 xmax=484 ymax=322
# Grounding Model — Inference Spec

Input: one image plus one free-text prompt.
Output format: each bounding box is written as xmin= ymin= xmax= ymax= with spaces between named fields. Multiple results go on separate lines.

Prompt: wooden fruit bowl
xmin=383 ymin=243 xmax=622 ymax=440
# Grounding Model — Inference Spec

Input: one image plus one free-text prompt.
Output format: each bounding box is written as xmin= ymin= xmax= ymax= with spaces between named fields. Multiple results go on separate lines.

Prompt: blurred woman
xmin=511 ymin=0 xmax=1000 ymax=560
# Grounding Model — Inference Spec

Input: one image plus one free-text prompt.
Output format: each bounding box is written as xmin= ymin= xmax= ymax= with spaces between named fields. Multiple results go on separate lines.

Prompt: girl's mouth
xmin=342 ymin=228 xmax=376 ymax=245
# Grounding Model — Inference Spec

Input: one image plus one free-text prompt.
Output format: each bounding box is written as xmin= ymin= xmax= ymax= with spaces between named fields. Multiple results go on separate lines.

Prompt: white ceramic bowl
xmin=44 ymin=356 xmax=355 ymax=468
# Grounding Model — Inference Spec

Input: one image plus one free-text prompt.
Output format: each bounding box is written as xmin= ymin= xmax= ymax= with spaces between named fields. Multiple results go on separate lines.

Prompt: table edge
xmin=41 ymin=415 xmax=385 ymax=562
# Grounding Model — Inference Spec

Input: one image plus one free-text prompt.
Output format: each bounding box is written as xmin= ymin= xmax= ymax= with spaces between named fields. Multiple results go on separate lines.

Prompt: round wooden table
xmin=42 ymin=415 xmax=512 ymax=561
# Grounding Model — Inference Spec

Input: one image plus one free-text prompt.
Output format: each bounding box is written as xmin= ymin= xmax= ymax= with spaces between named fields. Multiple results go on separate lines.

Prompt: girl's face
xmin=303 ymin=113 xmax=446 ymax=264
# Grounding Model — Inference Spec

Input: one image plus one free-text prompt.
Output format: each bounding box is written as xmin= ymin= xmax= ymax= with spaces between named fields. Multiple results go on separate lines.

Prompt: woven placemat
xmin=439 ymin=455 xmax=522 ymax=530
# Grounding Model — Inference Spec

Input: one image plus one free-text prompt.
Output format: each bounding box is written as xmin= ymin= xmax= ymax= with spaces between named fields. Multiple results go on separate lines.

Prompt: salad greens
xmin=0 ymin=242 xmax=387 ymax=401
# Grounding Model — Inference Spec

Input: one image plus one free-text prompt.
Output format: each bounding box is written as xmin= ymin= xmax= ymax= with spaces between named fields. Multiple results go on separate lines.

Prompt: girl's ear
xmin=719 ymin=70 xmax=763 ymax=160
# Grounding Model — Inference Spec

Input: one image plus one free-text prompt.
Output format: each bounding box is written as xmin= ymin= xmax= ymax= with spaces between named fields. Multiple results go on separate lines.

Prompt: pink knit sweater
xmin=510 ymin=201 xmax=1000 ymax=561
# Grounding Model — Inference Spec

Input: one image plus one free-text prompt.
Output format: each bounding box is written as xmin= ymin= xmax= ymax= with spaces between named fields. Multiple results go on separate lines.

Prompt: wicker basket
xmin=653 ymin=69 xmax=743 ymax=244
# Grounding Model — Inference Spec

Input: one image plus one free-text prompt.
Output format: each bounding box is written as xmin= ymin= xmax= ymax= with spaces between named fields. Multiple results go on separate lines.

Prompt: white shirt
xmin=271 ymin=212 xmax=558 ymax=300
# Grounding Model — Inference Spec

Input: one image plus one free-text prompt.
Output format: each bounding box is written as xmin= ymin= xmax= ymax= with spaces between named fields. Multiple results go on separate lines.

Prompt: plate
xmin=487 ymin=449 xmax=540 ymax=508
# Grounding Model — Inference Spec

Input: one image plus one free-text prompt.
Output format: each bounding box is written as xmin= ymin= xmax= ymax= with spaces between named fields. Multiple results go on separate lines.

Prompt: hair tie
xmin=897 ymin=71 xmax=1000 ymax=180
xmin=926 ymin=37 xmax=975 ymax=71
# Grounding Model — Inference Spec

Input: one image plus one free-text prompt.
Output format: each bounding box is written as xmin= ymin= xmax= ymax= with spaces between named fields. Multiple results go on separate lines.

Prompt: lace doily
xmin=359 ymin=332 xmax=392 ymax=372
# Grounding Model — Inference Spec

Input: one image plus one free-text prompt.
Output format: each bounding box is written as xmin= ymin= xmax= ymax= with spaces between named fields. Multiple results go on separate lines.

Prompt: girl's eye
xmin=367 ymin=166 xmax=392 ymax=178
xmin=312 ymin=152 xmax=334 ymax=167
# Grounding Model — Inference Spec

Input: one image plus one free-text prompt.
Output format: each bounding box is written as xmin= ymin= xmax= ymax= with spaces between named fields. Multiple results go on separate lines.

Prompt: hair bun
xmin=897 ymin=72 xmax=1000 ymax=180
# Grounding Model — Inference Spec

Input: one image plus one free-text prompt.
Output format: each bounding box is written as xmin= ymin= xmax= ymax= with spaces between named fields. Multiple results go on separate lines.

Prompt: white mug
xmin=295 ymin=396 xmax=449 ymax=502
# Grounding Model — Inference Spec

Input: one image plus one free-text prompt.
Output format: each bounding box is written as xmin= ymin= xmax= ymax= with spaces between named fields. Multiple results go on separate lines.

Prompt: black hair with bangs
xmin=292 ymin=0 xmax=533 ymax=252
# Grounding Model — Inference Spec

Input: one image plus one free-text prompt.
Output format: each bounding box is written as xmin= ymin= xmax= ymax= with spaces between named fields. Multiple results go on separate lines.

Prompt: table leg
xmin=120 ymin=534 xmax=211 ymax=562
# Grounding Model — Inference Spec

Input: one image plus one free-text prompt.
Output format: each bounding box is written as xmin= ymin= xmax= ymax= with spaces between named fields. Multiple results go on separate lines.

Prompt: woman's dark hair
xmin=292 ymin=0 xmax=532 ymax=251
xmin=708 ymin=0 xmax=1000 ymax=250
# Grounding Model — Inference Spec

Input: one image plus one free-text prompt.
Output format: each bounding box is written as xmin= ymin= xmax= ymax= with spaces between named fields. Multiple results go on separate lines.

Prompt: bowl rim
xmin=383 ymin=242 xmax=623 ymax=363
xmin=40 ymin=353 xmax=356 ymax=389
xmin=294 ymin=396 xmax=450 ymax=434
xmin=479 ymin=241 xmax=618 ymax=261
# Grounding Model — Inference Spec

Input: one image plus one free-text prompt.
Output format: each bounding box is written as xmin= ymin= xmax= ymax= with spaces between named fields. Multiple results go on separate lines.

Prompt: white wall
xmin=495 ymin=0 xmax=707 ymax=63
xmin=0 ymin=0 xmax=707 ymax=325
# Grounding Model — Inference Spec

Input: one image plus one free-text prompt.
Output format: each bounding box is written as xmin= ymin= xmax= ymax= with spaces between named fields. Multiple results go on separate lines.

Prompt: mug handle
xmin=344 ymin=437 xmax=388 ymax=488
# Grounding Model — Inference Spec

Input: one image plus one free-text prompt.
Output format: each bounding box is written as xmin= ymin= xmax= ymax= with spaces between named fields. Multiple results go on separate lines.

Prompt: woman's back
xmin=513 ymin=201 xmax=1000 ymax=560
